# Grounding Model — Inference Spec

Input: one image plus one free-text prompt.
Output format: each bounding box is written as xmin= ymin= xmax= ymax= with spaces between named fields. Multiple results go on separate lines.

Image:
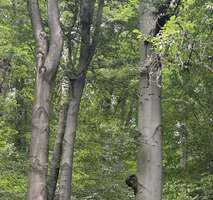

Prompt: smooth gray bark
xmin=27 ymin=0 xmax=63 ymax=199
xmin=48 ymin=82 xmax=70 ymax=200
xmin=136 ymin=1 xmax=162 ymax=200
xmin=59 ymin=76 xmax=85 ymax=200
xmin=136 ymin=1 xmax=181 ymax=199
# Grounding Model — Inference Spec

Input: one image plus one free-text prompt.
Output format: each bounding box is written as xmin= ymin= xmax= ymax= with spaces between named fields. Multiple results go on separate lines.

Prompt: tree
xmin=137 ymin=0 xmax=162 ymax=199
xmin=27 ymin=0 xmax=63 ymax=199
xmin=48 ymin=80 xmax=70 ymax=200
xmin=58 ymin=1 xmax=105 ymax=199
xmin=0 ymin=0 xmax=212 ymax=199
xmin=136 ymin=0 xmax=180 ymax=199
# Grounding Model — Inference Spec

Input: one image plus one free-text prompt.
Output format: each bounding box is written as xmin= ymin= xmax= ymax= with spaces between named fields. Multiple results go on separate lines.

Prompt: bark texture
xmin=136 ymin=1 xmax=162 ymax=200
xmin=58 ymin=1 xmax=105 ymax=199
xmin=27 ymin=0 xmax=63 ymax=199
xmin=59 ymin=76 xmax=85 ymax=200
xmin=136 ymin=1 xmax=181 ymax=199
xmin=48 ymin=82 xmax=70 ymax=200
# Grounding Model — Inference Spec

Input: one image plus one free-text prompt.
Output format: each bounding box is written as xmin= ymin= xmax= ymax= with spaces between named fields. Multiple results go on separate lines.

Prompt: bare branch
xmin=90 ymin=0 xmax=105 ymax=56
xmin=45 ymin=0 xmax=63 ymax=79
xmin=27 ymin=1 xmax=63 ymax=199
xmin=28 ymin=0 xmax=47 ymax=54
xmin=66 ymin=0 xmax=105 ymax=79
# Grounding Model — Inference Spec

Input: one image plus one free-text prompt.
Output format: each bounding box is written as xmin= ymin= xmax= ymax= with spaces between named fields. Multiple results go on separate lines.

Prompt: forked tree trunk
xmin=58 ymin=2 xmax=92 ymax=199
xmin=58 ymin=5 xmax=93 ymax=195
xmin=58 ymin=1 xmax=104 ymax=199
xmin=27 ymin=0 xmax=63 ymax=199
xmin=136 ymin=1 xmax=162 ymax=200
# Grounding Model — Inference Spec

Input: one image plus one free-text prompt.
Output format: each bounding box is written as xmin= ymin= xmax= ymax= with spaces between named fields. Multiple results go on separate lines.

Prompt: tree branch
xmin=45 ymin=0 xmax=63 ymax=79
xmin=67 ymin=0 xmax=105 ymax=80
xmin=28 ymin=0 xmax=48 ymax=68
xmin=90 ymin=0 xmax=105 ymax=57
xmin=28 ymin=0 xmax=47 ymax=49
xmin=78 ymin=0 xmax=95 ymax=73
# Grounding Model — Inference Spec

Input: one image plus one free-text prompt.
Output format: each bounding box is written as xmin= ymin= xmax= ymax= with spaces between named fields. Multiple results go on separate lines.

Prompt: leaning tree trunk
xmin=136 ymin=1 xmax=162 ymax=200
xmin=27 ymin=0 xmax=63 ymax=199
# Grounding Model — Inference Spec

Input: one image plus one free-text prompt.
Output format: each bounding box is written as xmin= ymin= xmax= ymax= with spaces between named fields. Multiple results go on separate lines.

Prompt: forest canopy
xmin=0 ymin=0 xmax=212 ymax=200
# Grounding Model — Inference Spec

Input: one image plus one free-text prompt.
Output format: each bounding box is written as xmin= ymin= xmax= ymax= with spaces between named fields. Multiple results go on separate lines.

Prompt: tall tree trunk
xmin=59 ymin=76 xmax=85 ymax=200
xmin=48 ymin=82 xmax=70 ymax=200
xmin=136 ymin=1 xmax=162 ymax=200
xmin=58 ymin=1 xmax=105 ymax=199
xmin=136 ymin=1 xmax=181 ymax=198
xmin=27 ymin=0 xmax=63 ymax=199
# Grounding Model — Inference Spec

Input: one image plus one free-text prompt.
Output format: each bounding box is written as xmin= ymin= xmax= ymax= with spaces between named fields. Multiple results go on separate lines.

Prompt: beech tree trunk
xmin=59 ymin=76 xmax=85 ymax=200
xmin=136 ymin=1 xmax=180 ymax=199
xmin=48 ymin=82 xmax=70 ymax=200
xmin=136 ymin=1 xmax=162 ymax=200
xmin=58 ymin=1 xmax=104 ymax=199
xmin=27 ymin=0 xmax=63 ymax=199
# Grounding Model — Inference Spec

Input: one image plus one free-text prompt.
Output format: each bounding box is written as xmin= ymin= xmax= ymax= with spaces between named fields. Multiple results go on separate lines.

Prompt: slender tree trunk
xmin=180 ymin=124 xmax=187 ymax=170
xmin=48 ymin=82 xmax=70 ymax=200
xmin=27 ymin=0 xmax=63 ymax=199
xmin=58 ymin=1 xmax=104 ymax=199
xmin=0 ymin=57 xmax=10 ymax=95
xmin=58 ymin=1 xmax=92 ymax=199
xmin=136 ymin=1 xmax=162 ymax=200
xmin=59 ymin=76 xmax=85 ymax=200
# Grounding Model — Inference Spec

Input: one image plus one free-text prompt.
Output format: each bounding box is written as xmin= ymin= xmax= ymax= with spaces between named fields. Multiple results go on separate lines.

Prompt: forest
xmin=0 ymin=0 xmax=212 ymax=200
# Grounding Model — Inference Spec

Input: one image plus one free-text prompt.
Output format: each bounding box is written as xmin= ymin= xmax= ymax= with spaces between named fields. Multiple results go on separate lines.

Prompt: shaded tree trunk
xmin=136 ymin=1 xmax=162 ymax=200
xmin=14 ymin=79 xmax=27 ymax=149
xmin=58 ymin=1 xmax=105 ymax=199
xmin=0 ymin=57 xmax=10 ymax=95
xmin=48 ymin=82 xmax=70 ymax=200
xmin=27 ymin=0 xmax=63 ymax=199
xmin=59 ymin=76 xmax=85 ymax=200
xmin=180 ymin=123 xmax=188 ymax=170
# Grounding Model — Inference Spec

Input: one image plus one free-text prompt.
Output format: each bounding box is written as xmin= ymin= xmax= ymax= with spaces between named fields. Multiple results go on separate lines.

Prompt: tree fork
xmin=27 ymin=0 xmax=63 ymax=199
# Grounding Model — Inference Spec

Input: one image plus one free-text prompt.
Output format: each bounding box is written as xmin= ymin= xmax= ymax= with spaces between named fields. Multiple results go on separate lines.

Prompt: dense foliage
xmin=0 ymin=0 xmax=212 ymax=199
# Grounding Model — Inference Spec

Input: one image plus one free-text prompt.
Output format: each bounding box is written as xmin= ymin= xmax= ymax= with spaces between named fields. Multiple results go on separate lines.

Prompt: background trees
xmin=0 ymin=0 xmax=212 ymax=200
